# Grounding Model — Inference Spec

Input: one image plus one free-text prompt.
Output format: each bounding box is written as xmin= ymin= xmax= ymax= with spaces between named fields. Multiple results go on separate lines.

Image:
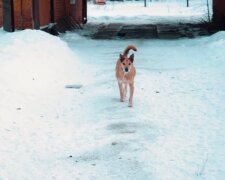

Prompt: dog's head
xmin=119 ymin=54 xmax=134 ymax=73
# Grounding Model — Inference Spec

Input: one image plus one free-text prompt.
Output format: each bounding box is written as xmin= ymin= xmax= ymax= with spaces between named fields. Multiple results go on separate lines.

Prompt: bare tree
xmin=206 ymin=0 xmax=211 ymax=22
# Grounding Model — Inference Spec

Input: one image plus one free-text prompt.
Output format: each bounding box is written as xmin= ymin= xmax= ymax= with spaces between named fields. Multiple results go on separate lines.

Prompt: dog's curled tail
xmin=123 ymin=44 xmax=137 ymax=57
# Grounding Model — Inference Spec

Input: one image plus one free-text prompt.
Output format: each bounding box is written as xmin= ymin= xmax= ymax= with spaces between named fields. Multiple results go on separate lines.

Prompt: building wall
xmin=13 ymin=0 xmax=33 ymax=29
xmin=0 ymin=0 xmax=2 ymax=27
xmin=0 ymin=0 xmax=86 ymax=30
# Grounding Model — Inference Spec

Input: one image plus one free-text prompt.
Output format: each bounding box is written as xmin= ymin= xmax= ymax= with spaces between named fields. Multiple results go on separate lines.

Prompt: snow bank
xmin=0 ymin=30 xmax=83 ymax=85
xmin=0 ymin=29 xmax=86 ymax=125
xmin=203 ymin=31 xmax=225 ymax=68
xmin=0 ymin=30 xmax=87 ymax=179
xmin=207 ymin=31 xmax=225 ymax=47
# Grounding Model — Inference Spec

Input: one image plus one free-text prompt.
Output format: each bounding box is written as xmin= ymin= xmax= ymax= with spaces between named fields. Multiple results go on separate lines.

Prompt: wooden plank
xmin=13 ymin=0 xmax=22 ymax=28
xmin=13 ymin=0 xmax=32 ymax=29
xmin=2 ymin=0 xmax=14 ymax=32
xmin=21 ymin=0 xmax=33 ymax=29
xmin=32 ymin=0 xmax=40 ymax=29
xmin=54 ymin=0 xmax=66 ymax=22
xmin=70 ymin=0 xmax=85 ymax=24
xmin=39 ymin=0 xmax=50 ymax=27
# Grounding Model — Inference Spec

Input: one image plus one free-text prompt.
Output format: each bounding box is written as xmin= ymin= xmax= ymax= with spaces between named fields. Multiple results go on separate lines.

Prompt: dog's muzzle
xmin=125 ymin=67 xmax=129 ymax=72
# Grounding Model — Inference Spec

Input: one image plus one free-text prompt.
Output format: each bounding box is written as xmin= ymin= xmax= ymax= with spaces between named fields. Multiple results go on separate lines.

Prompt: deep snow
xmin=1 ymin=28 xmax=225 ymax=180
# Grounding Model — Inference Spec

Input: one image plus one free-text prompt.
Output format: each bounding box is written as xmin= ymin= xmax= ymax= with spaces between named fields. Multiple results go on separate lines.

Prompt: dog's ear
xmin=120 ymin=54 xmax=125 ymax=62
xmin=129 ymin=54 xmax=134 ymax=63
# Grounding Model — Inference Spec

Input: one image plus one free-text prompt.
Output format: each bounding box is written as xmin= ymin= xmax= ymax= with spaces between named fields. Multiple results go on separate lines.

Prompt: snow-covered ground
xmin=1 ymin=27 xmax=225 ymax=180
xmin=88 ymin=0 xmax=213 ymax=24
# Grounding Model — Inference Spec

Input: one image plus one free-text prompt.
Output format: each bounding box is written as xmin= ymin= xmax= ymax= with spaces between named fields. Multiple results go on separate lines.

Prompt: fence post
xmin=2 ymin=0 xmax=14 ymax=32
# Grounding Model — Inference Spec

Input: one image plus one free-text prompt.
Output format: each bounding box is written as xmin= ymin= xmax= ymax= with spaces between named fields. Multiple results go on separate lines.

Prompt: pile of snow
xmin=0 ymin=30 xmax=90 ymax=179
xmin=87 ymin=0 xmax=212 ymax=24
xmin=196 ymin=31 xmax=225 ymax=68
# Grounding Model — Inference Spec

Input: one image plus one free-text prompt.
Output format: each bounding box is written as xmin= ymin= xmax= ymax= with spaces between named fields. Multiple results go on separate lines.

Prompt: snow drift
xmin=0 ymin=30 xmax=87 ymax=179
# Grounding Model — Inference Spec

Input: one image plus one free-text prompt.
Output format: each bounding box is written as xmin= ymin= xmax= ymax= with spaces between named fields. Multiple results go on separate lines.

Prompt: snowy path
xmin=60 ymin=33 xmax=225 ymax=179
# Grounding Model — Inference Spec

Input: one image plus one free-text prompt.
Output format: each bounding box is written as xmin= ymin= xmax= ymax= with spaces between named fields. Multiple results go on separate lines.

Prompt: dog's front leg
xmin=118 ymin=82 xmax=124 ymax=102
xmin=124 ymin=83 xmax=127 ymax=99
xmin=128 ymin=83 xmax=134 ymax=107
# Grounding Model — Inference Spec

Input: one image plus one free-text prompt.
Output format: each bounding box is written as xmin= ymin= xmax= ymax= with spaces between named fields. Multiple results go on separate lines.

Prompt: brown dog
xmin=116 ymin=44 xmax=137 ymax=107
